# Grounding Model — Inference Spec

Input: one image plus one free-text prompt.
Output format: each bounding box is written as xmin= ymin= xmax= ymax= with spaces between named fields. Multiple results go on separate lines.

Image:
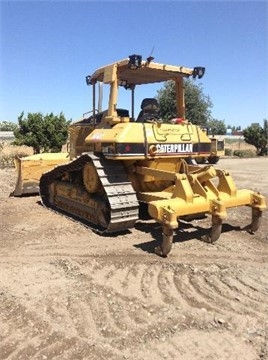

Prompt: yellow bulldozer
xmin=12 ymin=54 xmax=266 ymax=256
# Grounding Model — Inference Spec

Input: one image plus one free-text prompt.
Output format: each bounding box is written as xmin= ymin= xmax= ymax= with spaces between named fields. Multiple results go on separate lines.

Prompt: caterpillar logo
xmin=156 ymin=143 xmax=193 ymax=153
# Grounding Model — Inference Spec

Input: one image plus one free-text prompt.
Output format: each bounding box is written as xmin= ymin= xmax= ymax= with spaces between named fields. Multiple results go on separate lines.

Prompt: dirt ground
xmin=0 ymin=157 xmax=267 ymax=360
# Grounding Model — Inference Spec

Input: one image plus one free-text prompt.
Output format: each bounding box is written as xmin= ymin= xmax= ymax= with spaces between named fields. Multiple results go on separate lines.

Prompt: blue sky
xmin=0 ymin=1 xmax=267 ymax=128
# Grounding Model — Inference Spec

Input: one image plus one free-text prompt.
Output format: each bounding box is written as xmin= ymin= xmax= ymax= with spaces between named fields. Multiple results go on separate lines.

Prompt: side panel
xmin=69 ymin=124 xmax=94 ymax=159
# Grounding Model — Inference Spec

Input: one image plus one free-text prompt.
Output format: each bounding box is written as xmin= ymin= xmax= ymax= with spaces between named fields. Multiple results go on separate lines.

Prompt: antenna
xmin=146 ymin=46 xmax=155 ymax=64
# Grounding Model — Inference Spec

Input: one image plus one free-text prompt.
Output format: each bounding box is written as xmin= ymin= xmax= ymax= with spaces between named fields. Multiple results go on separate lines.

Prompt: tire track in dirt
xmin=0 ymin=289 xmax=261 ymax=360
xmin=1 ymin=161 xmax=268 ymax=360
xmin=1 ymin=256 xmax=267 ymax=359
xmin=77 ymin=258 xmax=268 ymax=316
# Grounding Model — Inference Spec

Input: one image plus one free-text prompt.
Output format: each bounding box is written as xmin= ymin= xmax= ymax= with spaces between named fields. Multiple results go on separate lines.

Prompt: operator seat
xmin=136 ymin=98 xmax=160 ymax=122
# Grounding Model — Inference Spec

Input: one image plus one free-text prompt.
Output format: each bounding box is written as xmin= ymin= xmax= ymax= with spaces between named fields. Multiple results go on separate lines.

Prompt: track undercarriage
xmin=40 ymin=154 xmax=140 ymax=234
xmin=40 ymin=153 xmax=266 ymax=257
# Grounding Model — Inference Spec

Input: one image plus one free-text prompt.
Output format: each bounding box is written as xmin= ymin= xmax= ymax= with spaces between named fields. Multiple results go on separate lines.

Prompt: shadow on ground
xmin=134 ymin=218 xmax=242 ymax=255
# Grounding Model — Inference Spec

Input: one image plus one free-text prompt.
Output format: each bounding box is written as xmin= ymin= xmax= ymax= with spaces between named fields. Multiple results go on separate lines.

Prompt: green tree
xmin=43 ymin=113 xmax=70 ymax=152
xmin=156 ymin=79 xmax=213 ymax=125
xmin=13 ymin=112 xmax=71 ymax=154
xmin=243 ymin=119 xmax=267 ymax=156
xmin=207 ymin=119 xmax=227 ymax=135
xmin=0 ymin=121 xmax=18 ymax=131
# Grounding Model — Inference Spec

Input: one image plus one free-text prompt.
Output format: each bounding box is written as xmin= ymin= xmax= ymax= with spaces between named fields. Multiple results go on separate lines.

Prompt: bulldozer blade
xmin=201 ymin=215 xmax=223 ymax=244
xmin=11 ymin=153 xmax=70 ymax=197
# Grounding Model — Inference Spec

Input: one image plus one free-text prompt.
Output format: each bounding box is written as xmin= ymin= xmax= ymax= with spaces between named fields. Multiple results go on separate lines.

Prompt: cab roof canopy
xmin=87 ymin=55 xmax=205 ymax=87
